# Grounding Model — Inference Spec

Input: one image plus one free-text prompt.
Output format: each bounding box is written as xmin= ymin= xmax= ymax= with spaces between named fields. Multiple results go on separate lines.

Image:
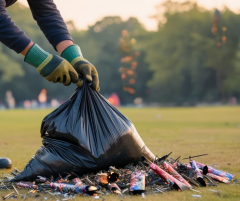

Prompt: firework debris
xmin=130 ymin=171 xmax=145 ymax=194
xmin=0 ymin=153 xmax=235 ymax=200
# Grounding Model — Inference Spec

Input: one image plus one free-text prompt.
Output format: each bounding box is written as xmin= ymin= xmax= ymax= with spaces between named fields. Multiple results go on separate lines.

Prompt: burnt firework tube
xmin=150 ymin=163 xmax=190 ymax=191
xmin=207 ymin=173 xmax=230 ymax=183
xmin=190 ymin=160 xmax=206 ymax=187
xmin=196 ymin=162 xmax=234 ymax=181
xmin=50 ymin=182 xmax=76 ymax=191
xmin=161 ymin=161 xmax=192 ymax=188
xmin=16 ymin=182 xmax=37 ymax=189
xmin=49 ymin=182 xmax=98 ymax=194
xmin=130 ymin=171 xmax=145 ymax=194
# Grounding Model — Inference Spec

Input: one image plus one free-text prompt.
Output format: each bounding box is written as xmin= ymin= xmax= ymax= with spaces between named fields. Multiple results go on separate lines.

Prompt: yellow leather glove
xmin=25 ymin=43 xmax=78 ymax=86
xmin=61 ymin=44 xmax=100 ymax=91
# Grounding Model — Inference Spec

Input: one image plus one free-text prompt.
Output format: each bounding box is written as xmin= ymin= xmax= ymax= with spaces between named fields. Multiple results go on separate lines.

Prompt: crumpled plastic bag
xmin=12 ymin=82 xmax=154 ymax=181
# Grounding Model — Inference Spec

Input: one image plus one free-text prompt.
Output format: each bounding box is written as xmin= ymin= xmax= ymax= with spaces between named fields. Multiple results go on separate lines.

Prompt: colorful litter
xmin=0 ymin=153 xmax=235 ymax=200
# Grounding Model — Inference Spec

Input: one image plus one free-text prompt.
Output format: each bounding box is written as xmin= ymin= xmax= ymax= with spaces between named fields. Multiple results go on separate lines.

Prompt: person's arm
xmin=27 ymin=0 xmax=73 ymax=51
xmin=0 ymin=0 xmax=31 ymax=53
xmin=0 ymin=0 xmax=78 ymax=86
xmin=27 ymin=0 xmax=100 ymax=91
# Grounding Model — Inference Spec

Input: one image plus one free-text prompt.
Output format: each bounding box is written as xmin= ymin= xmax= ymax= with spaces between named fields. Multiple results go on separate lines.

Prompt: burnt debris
xmin=0 ymin=153 xmax=235 ymax=200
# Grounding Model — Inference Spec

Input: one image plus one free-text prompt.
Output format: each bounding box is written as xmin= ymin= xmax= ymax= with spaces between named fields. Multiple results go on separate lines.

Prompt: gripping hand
xmin=25 ymin=44 xmax=78 ymax=86
xmin=61 ymin=44 xmax=99 ymax=91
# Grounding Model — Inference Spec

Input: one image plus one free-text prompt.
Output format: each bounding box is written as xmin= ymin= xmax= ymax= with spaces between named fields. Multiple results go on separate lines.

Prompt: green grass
xmin=0 ymin=107 xmax=240 ymax=200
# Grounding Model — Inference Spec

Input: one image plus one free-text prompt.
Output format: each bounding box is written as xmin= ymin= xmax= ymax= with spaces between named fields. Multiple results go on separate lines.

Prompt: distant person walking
xmin=5 ymin=90 xmax=15 ymax=109
xmin=0 ymin=0 xmax=100 ymax=169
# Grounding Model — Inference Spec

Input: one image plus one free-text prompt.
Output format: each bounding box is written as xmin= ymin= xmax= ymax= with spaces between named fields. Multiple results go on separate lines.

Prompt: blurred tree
xmin=144 ymin=0 xmax=240 ymax=104
xmin=1 ymin=1 xmax=240 ymax=105
xmin=224 ymin=41 xmax=240 ymax=98
xmin=72 ymin=17 xmax=152 ymax=104
xmin=0 ymin=45 xmax=23 ymax=82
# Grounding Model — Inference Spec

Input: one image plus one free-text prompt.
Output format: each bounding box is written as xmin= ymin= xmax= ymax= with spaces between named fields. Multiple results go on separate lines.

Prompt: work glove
xmin=25 ymin=44 xmax=78 ymax=86
xmin=61 ymin=44 xmax=100 ymax=91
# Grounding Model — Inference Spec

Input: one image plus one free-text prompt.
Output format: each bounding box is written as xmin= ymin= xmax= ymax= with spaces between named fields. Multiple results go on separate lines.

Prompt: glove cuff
xmin=61 ymin=44 xmax=83 ymax=64
xmin=24 ymin=44 xmax=50 ymax=68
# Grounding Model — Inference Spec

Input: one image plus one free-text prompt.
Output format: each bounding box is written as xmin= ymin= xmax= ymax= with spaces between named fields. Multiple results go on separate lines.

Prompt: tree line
xmin=0 ymin=1 xmax=240 ymax=105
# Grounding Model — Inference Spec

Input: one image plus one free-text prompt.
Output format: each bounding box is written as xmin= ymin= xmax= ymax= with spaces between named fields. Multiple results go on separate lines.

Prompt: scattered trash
xmin=122 ymin=188 xmax=128 ymax=194
xmin=190 ymin=188 xmax=201 ymax=193
xmin=107 ymin=183 xmax=121 ymax=195
xmin=161 ymin=161 xmax=192 ymax=188
xmin=232 ymin=179 xmax=240 ymax=184
xmin=209 ymin=189 xmax=221 ymax=196
xmin=200 ymin=163 xmax=234 ymax=181
xmin=96 ymin=173 xmax=109 ymax=186
xmin=130 ymin=171 xmax=145 ymax=194
xmin=206 ymin=173 xmax=230 ymax=184
xmin=0 ymin=153 xmax=235 ymax=200
xmin=209 ymin=189 xmax=219 ymax=193
xmin=192 ymin=194 xmax=202 ymax=198
xmin=190 ymin=160 xmax=206 ymax=187
xmin=3 ymin=192 xmax=15 ymax=200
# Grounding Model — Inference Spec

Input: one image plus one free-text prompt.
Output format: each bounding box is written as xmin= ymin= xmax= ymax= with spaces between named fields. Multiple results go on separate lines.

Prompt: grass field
xmin=0 ymin=107 xmax=240 ymax=200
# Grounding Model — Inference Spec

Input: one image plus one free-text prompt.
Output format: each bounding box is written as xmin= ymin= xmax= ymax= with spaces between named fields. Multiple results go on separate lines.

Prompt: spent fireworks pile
xmin=0 ymin=153 xmax=235 ymax=200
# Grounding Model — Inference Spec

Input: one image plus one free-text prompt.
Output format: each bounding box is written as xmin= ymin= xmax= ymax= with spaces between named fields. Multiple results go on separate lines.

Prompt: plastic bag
xmin=12 ymin=82 xmax=154 ymax=181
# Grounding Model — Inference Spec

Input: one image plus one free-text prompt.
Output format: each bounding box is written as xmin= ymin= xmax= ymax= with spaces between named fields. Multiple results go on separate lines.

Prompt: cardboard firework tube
xmin=190 ymin=160 xmax=206 ymax=187
xmin=150 ymin=163 xmax=190 ymax=191
xmin=16 ymin=182 xmax=37 ymax=189
xmin=161 ymin=161 xmax=192 ymax=188
xmin=50 ymin=182 xmax=76 ymax=190
xmin=130 ymin=171 xmax=145 ymax=193
xmin=207 ymin=173 xmax=230 ymax=183
xmin=195 ymin=162 xmax=234 ymax=181
xmin=50 ymin=182 xmax=97 ymax=194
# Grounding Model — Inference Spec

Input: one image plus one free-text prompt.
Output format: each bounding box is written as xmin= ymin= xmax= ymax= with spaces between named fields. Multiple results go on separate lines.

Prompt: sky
xmin=18 ymin=0 xmax=240 ymax=31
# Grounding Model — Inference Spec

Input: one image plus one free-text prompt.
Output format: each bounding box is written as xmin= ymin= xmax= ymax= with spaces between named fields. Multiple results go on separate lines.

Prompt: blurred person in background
xmin=0 ymin=0 xmax=100 ymax=168
xmin=38 ymin=89 xmax=47 ymax=108
xmin=5 ymin=90 xmax=15 ymax=109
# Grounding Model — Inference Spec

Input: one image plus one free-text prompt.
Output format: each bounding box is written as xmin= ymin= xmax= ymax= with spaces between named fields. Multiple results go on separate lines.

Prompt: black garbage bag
xmin=12 ymin=82 xmax=155 ymax=181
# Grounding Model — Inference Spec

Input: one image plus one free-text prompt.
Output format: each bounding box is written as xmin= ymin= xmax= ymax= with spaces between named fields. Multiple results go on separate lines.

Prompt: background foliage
xmin=1 ymin=1 xmax=240 ymax=105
